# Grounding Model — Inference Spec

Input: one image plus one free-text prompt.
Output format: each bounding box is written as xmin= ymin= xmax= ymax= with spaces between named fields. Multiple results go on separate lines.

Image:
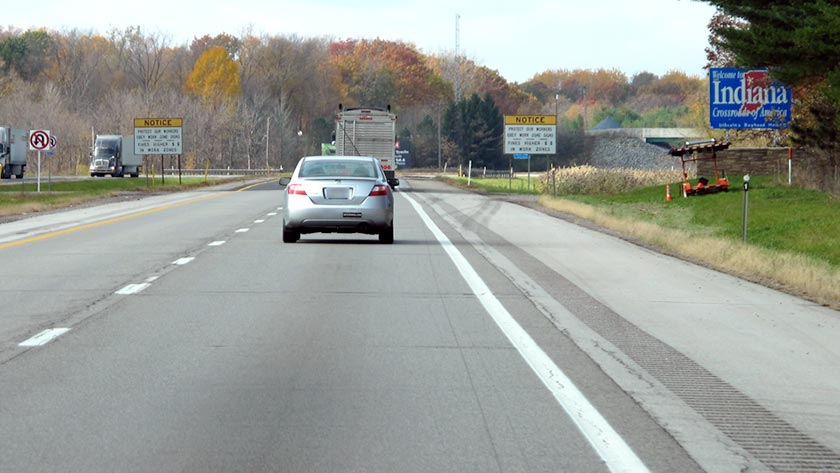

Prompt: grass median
xmin=444 ymin=172 xmax=840 ymax=309
xmin=0 ymin=177 xmax=242 ymax=218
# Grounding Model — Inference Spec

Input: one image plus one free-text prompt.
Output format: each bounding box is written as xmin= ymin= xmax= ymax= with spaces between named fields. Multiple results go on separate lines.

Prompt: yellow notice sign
xmin=133 ymin=117 xmax=183 ymax=155
xmin=504 ymin=115 xmax=557 ymax=125
xmin=134 ymin=118 xmax=183 ymax=128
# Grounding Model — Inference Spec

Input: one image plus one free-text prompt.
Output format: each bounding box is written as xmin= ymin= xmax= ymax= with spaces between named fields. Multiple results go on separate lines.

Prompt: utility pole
xmin=437 ymin=103 xmax=442 ymax=169
xmin=582 ymin=86 xmax=588 ymax=130
xmin=454 ymin=13 xmax=463 ymax=166
xmin=277 ymin=95 xmax=283 ymax=169
xmin=555 ymin=84 xmax=560 ymax=156
xmin=265 ymin=116 xmax=270 ymax=170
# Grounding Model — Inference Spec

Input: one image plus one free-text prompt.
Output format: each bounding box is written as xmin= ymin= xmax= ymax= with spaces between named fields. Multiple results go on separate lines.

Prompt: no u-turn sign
xmin=29 ymin=129 xmax=51 ymax=151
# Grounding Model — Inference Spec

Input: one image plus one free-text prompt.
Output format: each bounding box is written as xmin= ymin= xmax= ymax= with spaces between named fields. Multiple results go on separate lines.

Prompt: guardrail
xmin=480 ymin=169 xmax=516 ymax=179
xmin=161 ymin=168 xmax=282 ymax=177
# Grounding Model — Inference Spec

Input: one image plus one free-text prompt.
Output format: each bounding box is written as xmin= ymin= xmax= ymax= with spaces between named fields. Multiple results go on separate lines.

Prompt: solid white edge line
xmin=402 ymin=192 xmax=650 ymax=473
xmin=19 ymin=328 xmax=71 ymax=347
xmin=172 ymin=257 xmax=195 ymax=265
xmin=115 ymin=283 xmax=151 ymax=295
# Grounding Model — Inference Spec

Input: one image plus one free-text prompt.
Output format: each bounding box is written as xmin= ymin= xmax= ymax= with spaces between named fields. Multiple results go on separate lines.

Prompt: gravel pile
xmin=588 ymin=135 xmax=682 ymax=170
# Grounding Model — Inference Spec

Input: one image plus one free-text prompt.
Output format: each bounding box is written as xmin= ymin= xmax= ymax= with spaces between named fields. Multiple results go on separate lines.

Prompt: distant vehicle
xmin=334 ymin=105 xmax=399 ymax=187
xmin=321 ymin=143 xmax=336 ymax=155
xmin=279 ymin=156 xmax=395 ymax=244
xmin=89 ymin=135 xmax=142 ymax=177
xmin=0 ymin=127 xmax=27 ymax=179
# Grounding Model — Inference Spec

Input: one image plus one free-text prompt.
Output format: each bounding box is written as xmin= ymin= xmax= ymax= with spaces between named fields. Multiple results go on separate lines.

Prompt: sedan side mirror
xmin=279 ymin=176 xmax=291 ymax=187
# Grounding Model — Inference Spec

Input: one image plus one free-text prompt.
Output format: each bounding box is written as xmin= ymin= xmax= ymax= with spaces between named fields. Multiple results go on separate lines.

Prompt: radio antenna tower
xmin=455 ymin=14 xmax=462 ymax=102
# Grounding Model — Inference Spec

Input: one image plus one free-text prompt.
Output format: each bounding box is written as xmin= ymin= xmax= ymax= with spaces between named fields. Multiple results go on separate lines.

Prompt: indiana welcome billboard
xmin=709 ymin=68 xmax=791 ymax=129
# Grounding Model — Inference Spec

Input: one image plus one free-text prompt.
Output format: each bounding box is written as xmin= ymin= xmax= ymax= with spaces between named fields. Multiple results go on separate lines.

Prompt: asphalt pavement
xmin=0 ymin=177 xmax=837 ymax=472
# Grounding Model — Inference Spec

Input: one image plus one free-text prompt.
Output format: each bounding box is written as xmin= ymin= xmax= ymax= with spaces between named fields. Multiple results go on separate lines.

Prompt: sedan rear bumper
xmin=284 ymin=201 xmax=393 ymax=234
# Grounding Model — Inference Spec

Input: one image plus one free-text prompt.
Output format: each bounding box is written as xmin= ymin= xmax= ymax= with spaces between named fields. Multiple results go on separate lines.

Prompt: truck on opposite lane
xmin=89 ymin=135 xmax=142 ymax=178
xmin=0 ymin=127 xmax=27 ymax=179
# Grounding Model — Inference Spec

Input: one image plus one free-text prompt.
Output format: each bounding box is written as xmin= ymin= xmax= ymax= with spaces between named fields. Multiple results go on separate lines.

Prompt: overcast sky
xmin=3 ymin=0 xmax=718 ymax=84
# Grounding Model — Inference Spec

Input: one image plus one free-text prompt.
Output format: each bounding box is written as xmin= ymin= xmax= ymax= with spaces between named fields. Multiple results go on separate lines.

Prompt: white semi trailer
xmin=0 ymin=127 xmax=27 ymax=179
xmin=334 ymin=105 xmax=399 ymax=187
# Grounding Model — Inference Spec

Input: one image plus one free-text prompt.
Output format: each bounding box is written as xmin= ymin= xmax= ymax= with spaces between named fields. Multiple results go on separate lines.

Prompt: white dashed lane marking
xmin=116 ymin=283 xmax=151 ymax=295
xmin=22 ymin=224 xmax=254 ymax=349
xmin=19 ymin=328 xmax=71 ymax=347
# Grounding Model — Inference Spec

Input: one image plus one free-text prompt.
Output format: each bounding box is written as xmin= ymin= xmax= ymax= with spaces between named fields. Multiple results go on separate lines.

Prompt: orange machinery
xmin=668 ymin=139 xmax=731 ymax=196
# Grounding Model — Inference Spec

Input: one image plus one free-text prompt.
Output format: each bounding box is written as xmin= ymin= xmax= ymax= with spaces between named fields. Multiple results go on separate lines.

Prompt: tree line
xmin=0 ymin=25 xmax=720 ymax=174
xmin=702 ymin=0 xmax=840 ymax=191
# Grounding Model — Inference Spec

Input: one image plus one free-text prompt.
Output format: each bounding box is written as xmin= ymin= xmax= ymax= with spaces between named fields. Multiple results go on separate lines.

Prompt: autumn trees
xmin=524 ymin=68 xmax=707 ymax=130
xmin=185 ymin=47 xmax=241 ymax=104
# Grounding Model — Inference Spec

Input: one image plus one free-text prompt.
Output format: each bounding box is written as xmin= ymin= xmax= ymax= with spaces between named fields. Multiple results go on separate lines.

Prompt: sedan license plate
xmin=324 ymin=187 xmax=353 ymax=200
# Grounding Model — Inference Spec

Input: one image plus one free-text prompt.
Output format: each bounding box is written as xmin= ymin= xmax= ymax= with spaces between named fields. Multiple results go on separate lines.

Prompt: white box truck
xmin=0 ymin=127 xmax=28 ymax=179
xmin=335 ymin=105 xmax=399 ymax=187
xmin=89 ymin=135 xmax=142 ymax=177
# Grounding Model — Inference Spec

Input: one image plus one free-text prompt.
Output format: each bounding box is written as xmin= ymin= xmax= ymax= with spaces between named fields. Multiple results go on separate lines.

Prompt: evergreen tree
xmin=443 ymin=93 xmax=504 ymax=169
xmin=705 ymin=0 xmax=840 ymax=171
xmin=414 ymin=115 xmax=439 ymax=168
xmin=706 ymin=1 xmax=840 ymax=91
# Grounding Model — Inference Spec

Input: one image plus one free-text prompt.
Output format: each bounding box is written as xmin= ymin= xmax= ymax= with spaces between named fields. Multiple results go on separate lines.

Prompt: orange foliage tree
xmin=185 ymin=46 xmax=241 ymax=106
xmin=328 ymin=38 xmax=449 ymax=110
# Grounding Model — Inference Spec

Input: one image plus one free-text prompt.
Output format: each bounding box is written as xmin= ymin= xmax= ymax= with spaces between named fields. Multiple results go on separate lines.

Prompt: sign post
xmin=29 ymin=129 xmax=50 ymax=193
xmin=47 ymin=134 xmax=56 ymax=192
xmin=742 ymin=175 xmax=751 ymax=242
xmin=513 ymin=153 xmax=530 ymax=189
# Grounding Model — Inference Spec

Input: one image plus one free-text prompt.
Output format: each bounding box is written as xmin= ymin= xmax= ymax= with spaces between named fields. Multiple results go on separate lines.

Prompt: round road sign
xmin=29 ymin=130 xmax=51 ymax=150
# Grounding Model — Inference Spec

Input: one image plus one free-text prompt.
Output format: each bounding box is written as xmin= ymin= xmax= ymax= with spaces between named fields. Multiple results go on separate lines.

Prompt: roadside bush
xmin=541 ymin=165 xmax=687 ymax=195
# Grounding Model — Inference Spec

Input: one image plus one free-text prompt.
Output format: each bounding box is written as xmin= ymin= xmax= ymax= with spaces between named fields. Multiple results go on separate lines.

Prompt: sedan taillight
xmin=287 ymin=183 xmax=307 ymax=195
xmin=369 ymin=184 xmax=390 ymax=196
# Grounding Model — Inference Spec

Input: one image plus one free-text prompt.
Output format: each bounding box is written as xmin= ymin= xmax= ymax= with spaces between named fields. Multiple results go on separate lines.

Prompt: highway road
xmin=0 ymin=177 xmax=838 ymax=472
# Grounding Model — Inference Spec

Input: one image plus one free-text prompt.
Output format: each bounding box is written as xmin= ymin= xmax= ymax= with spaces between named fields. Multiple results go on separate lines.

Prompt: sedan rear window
xmin=300 ymin=160 xmax=377 ymax=178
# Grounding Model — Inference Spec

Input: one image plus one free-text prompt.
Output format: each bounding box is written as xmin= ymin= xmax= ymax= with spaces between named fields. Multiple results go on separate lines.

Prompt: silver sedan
xmin=280 ymin=156 xmax=395 ymax=244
